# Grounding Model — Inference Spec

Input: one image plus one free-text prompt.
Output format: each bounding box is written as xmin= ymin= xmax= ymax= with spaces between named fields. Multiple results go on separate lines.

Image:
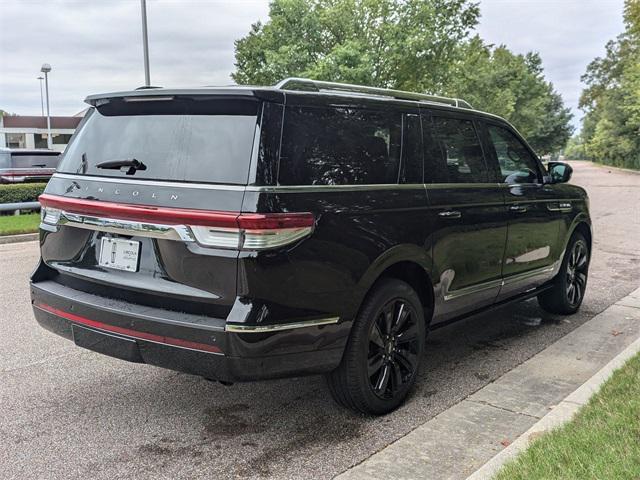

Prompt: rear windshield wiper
xmin=96 ymin=158 xmax=147 ymax=175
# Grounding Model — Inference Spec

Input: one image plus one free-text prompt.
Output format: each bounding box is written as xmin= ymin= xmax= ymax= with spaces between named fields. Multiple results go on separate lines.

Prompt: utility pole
xmin=37 ymin=76 xmax=45 ymax=117
xmin=40 ymin=64 xmax=52 ymax=149
xmin=140 ymin=0 xmax=151 ymax=86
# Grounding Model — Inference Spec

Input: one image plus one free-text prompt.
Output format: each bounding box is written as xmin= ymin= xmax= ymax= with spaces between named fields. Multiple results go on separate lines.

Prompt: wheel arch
xmin=355 ymin=245 xmax=434 ymax=323
xmin=565 ymin=214 xmax=593 ymax=255
xmin=573 ymin=221 xmax=592 ymax=251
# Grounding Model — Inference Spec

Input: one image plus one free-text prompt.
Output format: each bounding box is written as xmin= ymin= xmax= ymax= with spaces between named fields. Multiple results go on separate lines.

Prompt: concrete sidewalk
xmin=336 ymin=287 xmax=640 ymax=480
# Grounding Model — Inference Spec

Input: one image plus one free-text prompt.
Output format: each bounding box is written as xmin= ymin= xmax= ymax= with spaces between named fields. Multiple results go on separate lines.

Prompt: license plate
xmin=99 ymin=237 xmax=140 ymax=272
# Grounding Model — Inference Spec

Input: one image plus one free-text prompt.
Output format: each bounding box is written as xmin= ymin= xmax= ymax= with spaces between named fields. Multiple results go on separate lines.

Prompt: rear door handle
xmin=438 ymin=210 xmax=462 ymax=219
xmin=509 ymin=205 xmax=528 ymax=213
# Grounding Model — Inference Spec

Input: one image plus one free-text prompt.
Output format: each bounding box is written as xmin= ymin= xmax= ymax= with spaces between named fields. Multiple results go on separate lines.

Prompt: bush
xmin=0 ymin=183 xmax=47 ymax=204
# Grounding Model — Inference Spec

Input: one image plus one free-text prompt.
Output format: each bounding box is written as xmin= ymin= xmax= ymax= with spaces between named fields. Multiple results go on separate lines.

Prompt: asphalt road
xmin=1 ymin=161 xmax=639 ymax=480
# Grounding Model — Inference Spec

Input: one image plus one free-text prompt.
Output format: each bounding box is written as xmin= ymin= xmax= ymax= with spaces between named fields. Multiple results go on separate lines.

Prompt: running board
xmin=430 ymin=283 xmax=554 ymax=331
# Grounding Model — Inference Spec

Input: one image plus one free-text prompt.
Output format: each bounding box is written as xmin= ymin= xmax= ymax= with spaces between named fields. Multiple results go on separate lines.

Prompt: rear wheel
xmin=327 ymin=279 xmax=425 ymax=415
xmin=538 ymin=232 xmax=590 ymax=314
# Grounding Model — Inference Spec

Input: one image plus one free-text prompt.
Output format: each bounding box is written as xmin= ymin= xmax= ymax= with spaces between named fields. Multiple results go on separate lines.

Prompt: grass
xmin=495 ymin=352 xmax=640 ymax=480
xmin=0 ymin=213 xmax=40 ymax=236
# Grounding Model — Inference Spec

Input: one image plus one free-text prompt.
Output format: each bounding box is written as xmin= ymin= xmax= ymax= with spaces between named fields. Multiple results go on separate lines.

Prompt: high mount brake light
xmin=38 ymin=194 xmax=315 ymax=250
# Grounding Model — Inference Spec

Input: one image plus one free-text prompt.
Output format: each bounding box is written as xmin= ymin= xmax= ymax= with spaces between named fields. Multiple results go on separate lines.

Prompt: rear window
xmin=279 ymin=106 xmax=402 ymax=185
xmin=57 ymin=97 xmax=259 ymax=185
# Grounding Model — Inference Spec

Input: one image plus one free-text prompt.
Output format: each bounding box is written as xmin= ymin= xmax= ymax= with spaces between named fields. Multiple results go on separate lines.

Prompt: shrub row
xmin=0 ymin=183 xmax=47 ymax=204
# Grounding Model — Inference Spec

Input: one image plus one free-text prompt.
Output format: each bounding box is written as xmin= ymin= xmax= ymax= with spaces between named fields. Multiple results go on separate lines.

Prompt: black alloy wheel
xmin=565 ymin=238 xmax=589 ymax=308
xmin=367 ymin=298 xmax=420 ymax=400
xmin=538 ymin=232 xmax=590 ymax=315
xmin=327 ymin=278 xmax=426 ymax=415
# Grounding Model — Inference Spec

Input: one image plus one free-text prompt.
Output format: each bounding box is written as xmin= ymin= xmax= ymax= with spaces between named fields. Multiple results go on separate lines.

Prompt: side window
xmin=487 ymin=125 xmax=540 ymax=184
xmin=279 ymin=106 xmax=401 ymax=185
xmin=430 ymin=117 xmax=488 ymax=183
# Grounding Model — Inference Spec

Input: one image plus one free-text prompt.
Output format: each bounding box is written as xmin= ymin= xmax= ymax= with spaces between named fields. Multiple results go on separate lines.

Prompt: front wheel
xmin=538 ymin=232 xmax=590 ymax=315
xmin=326 ymin=279 xmax=425 ymax=415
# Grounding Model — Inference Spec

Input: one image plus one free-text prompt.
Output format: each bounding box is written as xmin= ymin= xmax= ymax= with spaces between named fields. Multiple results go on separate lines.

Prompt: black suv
xmin=31 ymin=79 xmax=591 ymax=414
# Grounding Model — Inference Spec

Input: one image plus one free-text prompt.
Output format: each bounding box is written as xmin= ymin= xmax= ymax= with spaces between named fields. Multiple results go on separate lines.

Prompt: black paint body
xmin=30 ymin=87 xmax=591 ymax=382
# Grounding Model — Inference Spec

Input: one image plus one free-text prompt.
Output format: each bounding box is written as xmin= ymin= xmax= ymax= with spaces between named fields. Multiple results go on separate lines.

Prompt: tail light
xmin=39 ymin=194 xmax=315 ymax=250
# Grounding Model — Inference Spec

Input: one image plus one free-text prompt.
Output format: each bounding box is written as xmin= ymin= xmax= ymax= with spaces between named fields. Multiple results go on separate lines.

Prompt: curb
xmin=336 ymin=288 xmax=640 ymax=480
xmin=466 ymin=334 xmax=640 ymax=480
xmin=0 ymin=233 xmax=39 ymax=245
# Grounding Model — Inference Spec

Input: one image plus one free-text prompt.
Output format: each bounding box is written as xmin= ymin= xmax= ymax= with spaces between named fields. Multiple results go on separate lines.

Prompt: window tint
xmin=279 ymin=106 xmax=402 ymax=185
xmin=57 ymin=103 xmax=258 ymax=185
xmin=9 ymin=154 xmax=59 ymax=169
xmin=488 ymin=125 xmax=540 ymax=184
xmin=430 ymin=117 xmax=488 ymax=183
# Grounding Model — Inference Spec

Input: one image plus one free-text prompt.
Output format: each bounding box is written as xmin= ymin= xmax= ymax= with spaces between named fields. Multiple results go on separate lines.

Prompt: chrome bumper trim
xmin=225 ymin=316 xmax=340 ymax=333
xmin=56 ymin=212 xmax=196 ymax=242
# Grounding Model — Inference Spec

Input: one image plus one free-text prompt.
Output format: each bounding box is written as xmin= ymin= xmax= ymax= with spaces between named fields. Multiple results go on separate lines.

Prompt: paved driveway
xmin=1 ymin=161 xmax=638 ymax=479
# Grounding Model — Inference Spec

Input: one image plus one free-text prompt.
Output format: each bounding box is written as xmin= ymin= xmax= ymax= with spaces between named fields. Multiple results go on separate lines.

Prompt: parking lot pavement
xmin=1 ymin=161 xmax=639 ymax=480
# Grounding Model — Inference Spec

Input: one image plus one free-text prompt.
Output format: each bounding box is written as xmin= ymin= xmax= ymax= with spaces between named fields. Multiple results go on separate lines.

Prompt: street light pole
xmin=37 ymin=76 xmax=45 ymax=117
xmin=40 ymin=64 xmax=52 ymax=150
xmin=140 ymin=0 xmax=151 ymax=86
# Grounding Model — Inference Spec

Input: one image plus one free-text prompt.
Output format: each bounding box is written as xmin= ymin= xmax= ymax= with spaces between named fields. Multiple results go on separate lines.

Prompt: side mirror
xmin=546 ymin=161 xmax=573 ymax=184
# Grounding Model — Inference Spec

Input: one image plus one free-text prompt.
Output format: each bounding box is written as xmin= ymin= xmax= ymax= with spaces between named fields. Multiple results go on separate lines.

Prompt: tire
xmin=326 ymin=278 xmax=426 ymax=415
xmin=538 ymin=231 xmax=590 ymax=315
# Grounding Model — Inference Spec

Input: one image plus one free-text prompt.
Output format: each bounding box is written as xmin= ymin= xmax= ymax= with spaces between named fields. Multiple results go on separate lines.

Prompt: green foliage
xmin=495 ymin=352 xmax=640 ymax=479
xmin=0 ymin=213 xmax=40 ymax=236
xmin=579 ymin=0 xmax=640 ymax=170
xmin=447 ymin=38 xmax=573 ymax=155
xmin=232 ymin=0 xmax=573 ymax=155
xmin=0 ymin=183 xmax=47 ymax=204
xmin=233 ymin=0 xmax=480 ymax=90
xmin=564 ymin=134 xmax=590 ymax=160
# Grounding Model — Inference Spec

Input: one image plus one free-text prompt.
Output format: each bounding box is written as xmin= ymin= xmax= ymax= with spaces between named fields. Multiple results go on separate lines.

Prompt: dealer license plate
xmin=98 ymin=237 xmax=140 ymax=272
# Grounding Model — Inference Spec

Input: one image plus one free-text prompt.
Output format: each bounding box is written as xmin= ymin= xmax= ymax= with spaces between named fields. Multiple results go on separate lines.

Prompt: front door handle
xmin=438 ymin=210 xmax=462 ymax=219
xmin=509 ymin=205 xmax=528 ymax=213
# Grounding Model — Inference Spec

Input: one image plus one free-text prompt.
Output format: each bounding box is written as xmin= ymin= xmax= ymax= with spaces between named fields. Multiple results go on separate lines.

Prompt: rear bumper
xmin=30 ymin=280 xmax=346 ymax=382
xmin=0 ymin=168 xmax=55 ymax=183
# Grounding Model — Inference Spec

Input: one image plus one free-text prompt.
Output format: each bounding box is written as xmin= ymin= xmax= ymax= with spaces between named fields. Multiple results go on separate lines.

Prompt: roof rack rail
xmin=274 ymin=77 xmax=473 ymax=109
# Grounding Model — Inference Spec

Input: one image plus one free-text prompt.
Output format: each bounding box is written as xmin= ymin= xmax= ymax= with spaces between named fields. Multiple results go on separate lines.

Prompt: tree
xmin=233 ymin=0 xmax=480 ymax=90
xmin=579 ymin=0 xmax=640 ymax=169
xmin=564 ymin=134 xmax=589 ymax=160
xmin=447 ymin=37 xmax=573 ymax=154
xmin=233 ymin=0 xmax=573 ymax=155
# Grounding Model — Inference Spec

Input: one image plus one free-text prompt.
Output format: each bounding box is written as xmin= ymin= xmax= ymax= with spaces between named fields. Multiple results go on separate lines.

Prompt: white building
xmin=0 ymin=114 xmax=83 ymax=152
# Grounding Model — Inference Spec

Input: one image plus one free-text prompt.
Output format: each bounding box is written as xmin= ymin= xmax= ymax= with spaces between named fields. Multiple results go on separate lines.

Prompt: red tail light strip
xmin=34 ymin=302 xmax=222 ymax=354
xmin=38 ymin=194 xmax=314 ymax=229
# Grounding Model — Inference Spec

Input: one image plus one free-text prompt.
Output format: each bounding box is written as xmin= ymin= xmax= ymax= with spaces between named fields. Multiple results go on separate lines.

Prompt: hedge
xmin=0 ymin=183 xmax=47 ymax=204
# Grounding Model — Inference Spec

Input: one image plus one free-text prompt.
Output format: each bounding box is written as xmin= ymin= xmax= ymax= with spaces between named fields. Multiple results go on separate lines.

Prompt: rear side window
xmin=279 ymin=106 xmax=402 ymax=185
xmin=57 ymin=98 xmax=259 ymax=185
xmin=487 ymin=124 xmax=540 ymax=184
xmin=429 ymin=117 xmax=488 ymax=184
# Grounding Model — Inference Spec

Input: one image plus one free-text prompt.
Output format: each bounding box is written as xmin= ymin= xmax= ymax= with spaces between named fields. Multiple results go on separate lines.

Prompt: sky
xmin=0 ymin=0 xmax=625 ymax=130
